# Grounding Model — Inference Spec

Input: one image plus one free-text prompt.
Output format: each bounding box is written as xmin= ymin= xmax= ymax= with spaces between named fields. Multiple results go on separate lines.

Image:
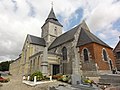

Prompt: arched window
xmin=62 ymin=47 xmax=67 ymax=60
xmin=83 ymin=48 xmax=89 ymax=62
xmin=103 ymin=49 xmax=108 ymax=61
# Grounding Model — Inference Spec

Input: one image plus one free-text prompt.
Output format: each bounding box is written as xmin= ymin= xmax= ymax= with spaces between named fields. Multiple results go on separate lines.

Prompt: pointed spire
xmin=45 ymin=6 xmax=63 ymax=27
xmin=81 ymin=20 xmax=90 ymax=31
xmin=46 ymin=7 xmax=57 ymax=21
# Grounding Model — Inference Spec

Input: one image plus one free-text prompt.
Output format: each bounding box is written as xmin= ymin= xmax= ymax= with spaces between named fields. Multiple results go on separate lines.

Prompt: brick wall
xmin=79 ymin=43 xmax=115 ymax=71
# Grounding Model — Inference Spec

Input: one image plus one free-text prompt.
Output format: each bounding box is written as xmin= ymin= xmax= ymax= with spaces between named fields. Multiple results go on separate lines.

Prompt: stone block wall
xmin=9 ymin=58 xmax=21 ymax=76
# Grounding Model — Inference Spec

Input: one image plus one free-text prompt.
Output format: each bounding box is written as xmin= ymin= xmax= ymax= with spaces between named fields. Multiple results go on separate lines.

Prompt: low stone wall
xmin=99 ymin=74 xmax=120 ymax=86
xmin=82 ymin=71 xmax=99 ymax=77
xmin=98 ymin=70 xmax=112 ymax=75
xmin=82 ymin=70 xmax=112 ymax=77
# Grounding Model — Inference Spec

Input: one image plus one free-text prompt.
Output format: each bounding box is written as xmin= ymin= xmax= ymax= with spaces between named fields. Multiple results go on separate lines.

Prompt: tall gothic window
xmin=103 ymin=49 xmax=108 ymax=61
xmin=83 ymin=48 xmax=89 ymax=62
xmin=62 ymin=47 xmax=67 ymax=60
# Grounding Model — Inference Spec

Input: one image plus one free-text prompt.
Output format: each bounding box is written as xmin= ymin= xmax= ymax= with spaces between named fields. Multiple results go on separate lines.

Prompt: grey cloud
xmin=0 ymin=0 xmax=120 ymax=62
xmin=11 ymin=0 xmax=18 ymax=12
xmin=26 ymin=0 xmax=36 ymax=17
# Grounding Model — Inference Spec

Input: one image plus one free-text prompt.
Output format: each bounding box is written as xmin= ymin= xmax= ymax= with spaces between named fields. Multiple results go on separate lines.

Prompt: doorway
xmin=52 ymin=65 xmax=60 ymax=75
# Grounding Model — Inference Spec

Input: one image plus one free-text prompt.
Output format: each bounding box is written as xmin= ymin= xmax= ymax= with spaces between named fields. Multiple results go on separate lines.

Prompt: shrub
xmin=30 ymin=71 xmax=43 ymax=81
xmin=0 ymin=77 xmax=9 ymax=83
xmin=61 ymin=75 xmax=70 ymax=82
xmin=56 ymin=74 xmax=71 ymax=83
xmin=52 ymin=73 xmax=62 ymax=80
xmin=84 ymin=78 xmax=92 ymax=83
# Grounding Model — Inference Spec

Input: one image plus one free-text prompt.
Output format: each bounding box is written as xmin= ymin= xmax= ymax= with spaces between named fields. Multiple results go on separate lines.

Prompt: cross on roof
xmin=51 ymin=1 xmax=53 ymax=7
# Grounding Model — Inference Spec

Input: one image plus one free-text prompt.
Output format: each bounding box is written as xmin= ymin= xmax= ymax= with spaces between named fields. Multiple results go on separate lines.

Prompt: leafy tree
xmin=0 ymin=60 xmax=14 ymax=71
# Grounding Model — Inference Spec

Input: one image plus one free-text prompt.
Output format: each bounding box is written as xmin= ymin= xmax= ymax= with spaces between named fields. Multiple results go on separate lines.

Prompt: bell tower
xmin=41 ymin=7 xmax=63 ymax=46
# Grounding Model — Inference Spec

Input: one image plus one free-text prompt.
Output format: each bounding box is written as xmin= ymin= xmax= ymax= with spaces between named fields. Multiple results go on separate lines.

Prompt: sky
xmin=0 ymin=0 xmax=120 ymax=62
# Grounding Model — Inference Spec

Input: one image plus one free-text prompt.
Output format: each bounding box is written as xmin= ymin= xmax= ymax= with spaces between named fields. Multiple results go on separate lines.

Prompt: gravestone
xmin=71 ymin=74 xmax=81 ymax=85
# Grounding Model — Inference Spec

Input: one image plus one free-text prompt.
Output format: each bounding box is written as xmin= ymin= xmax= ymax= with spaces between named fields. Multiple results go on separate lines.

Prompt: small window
xmin=83 ymin=48 xmax=89 ymax=62
xmin=54 ymin=27 xmax=57 ymax=35
xmin=117 ymin=52 xmax=120 ymax=59
xmin=62 ymin=47 xmax=67 ymax=60
xmin=103 ymin=49 xmax=108 ymax=61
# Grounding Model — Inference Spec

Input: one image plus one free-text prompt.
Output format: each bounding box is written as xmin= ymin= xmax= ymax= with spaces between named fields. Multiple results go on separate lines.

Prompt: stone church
xmin=10 ymin=7 xmax=116 ymax=77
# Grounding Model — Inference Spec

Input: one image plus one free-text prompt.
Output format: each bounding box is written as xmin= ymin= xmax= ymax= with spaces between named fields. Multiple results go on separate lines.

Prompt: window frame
xmin=54 ymin=27 xmax=57 ymax=35
xmin=102 ymin=49 xmax=108 ymax=62
xmin=83 ymin=48 xmax=89 ymax=62
xmin=62 ymin=47 xmax=67 ymax=61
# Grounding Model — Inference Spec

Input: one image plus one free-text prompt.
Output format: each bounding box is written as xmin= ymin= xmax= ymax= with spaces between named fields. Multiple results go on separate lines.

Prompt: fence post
xmin=34 ymin=76 xmax=37 ymax=83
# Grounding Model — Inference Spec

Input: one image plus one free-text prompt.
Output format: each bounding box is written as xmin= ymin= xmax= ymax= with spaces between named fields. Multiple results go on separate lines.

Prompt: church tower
xmin=41 ymin=7 xmax=63 ymax=46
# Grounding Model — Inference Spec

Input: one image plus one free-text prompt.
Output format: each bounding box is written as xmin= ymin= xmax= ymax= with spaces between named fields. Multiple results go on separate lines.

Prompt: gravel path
xmin=0 ymin=76 xmax=66 ymax=90
xmin=1 ymin=76 xmax=120 ymax=90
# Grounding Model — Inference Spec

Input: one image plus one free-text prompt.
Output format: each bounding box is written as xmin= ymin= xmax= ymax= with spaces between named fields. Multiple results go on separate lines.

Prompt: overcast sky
xmin=0 ymin=0 xmax=120 ymax=62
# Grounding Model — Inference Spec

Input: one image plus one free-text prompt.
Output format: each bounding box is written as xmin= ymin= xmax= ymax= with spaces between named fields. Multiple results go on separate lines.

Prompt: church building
xmin=113 ymin=37 xmax=120 ymax=71
xmin=10 ymin=7 xmax=116 ymax=77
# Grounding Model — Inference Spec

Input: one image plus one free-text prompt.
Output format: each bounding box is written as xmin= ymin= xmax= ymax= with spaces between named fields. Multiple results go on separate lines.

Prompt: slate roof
xmin=45 ymin=7 xmax=63 ymax=27
xmin=48 ymin=24 xmax=81 ymax=50
xmin=113 ymin=40 xmax=120 ymax=52
xmin=77 ymin=28 xmax=111 ymax=48
xmin=28 ymin=34 xmax=46 ymax=46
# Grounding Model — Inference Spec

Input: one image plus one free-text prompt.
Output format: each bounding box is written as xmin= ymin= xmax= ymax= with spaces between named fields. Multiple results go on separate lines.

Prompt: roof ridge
xmin=49 ymin=24 xmax=81 ymax=50
xmin=28 ymin=34 xmax=44 ymax=39
xmin=54 ymin=24 xmax=80 ymax=40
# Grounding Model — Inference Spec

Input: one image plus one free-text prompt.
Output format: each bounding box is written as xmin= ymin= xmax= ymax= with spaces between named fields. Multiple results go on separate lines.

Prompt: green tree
xmin=0 ymin=60 xmax=14 ymax=71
